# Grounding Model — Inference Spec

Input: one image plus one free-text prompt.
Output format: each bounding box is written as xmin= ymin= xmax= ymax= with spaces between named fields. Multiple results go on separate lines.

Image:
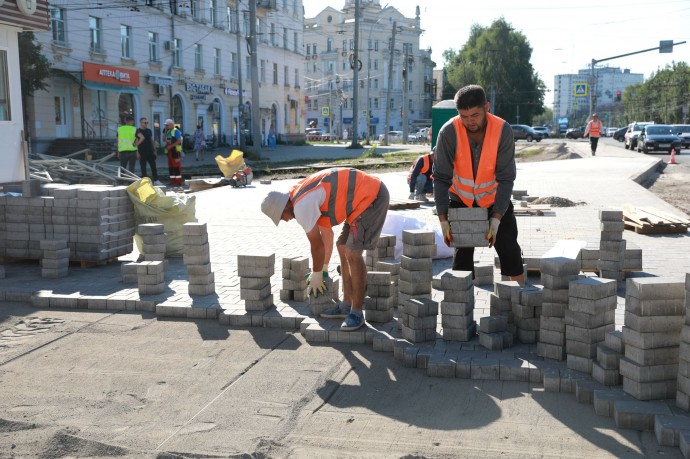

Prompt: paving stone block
xmin=435 ymin=269 xmax=473 ymax=291
xmin=479 ymin=331 xmax=504 ymax=351
xmin=593 ymin=389 xmax=633 ymax=417
xmin=576 ymin=379 xmax=608 ymax=404
xmin=537 ymin=342 xmax=565 ymax=360
xmin=619 ymin=357 xmax=678 ymax=383
xmin=559 ymin=368 xmax=591 ymax=393
xmin=400 ymin=255 xmax=432 ymax=272
xmin=655 ymin=414 xmax=690 ymax=446
xmin=471 ymin=358 xmax=500 ymax=380
xmin=623 ymin=377 xmax=677 ymax=401
xmin=677 ymin=392 xmax=690 ymax=412
xmin=427 ymin=354 xmax=455 ymax=378
xmin=401 ymin=229 xmax=436 ymax=246
xmin=402 ymin=243 xmax=436 ymax=259
xmin=622 ymin=326 xmax=681 ymax=350
xmin=625 ymin=343 xmax=679 ymax=366
xmin=566 ymin=323 xmax=614 ymax=344
xmin=567 ymin=354 xmax=593 ymax=374
xmin=137 ymin=223 xmax=165 ymax=235
xmin=499 ymin=359 xmax=532 ymax=382
xmin=566 ymin=339 xmax=599 ymax=359
xmin=441 ymin=313 xmax=474 ymax=330
xmin=596 ymin=344 xmax=622 ymax=369
xmin=539 ymin=329 xmax=565 ymax=346
xmin=625 ymin=297 xmax=686 ymax=317
xmin=542 ymin=288 xmax=569 ymax=304
xmin=592 ymin=361 xmax=622 ymax=386
xmin=372 ymin=331 xmax=395 ymax=352
xmin=626 ymin=277 xmax=686 ymax=302
xmin=541 ymin=302 xmax=567 ymax=317
xmin=569 ymin=277 xmax=617 ymax=300
xmin=614 ymin=400 xmax=673 ymax=430
xmin=182 ymin=222 xmax=207 ymax=236
xmin=565 ymin=309 xmax=615 ymax=329
xmin=403 ymin=346 xmax=419 ymax=368
xmin=680 ymin=430 xmax=690 ymax=459
xmin=605 ymin=330 xmax=625 ymax=353
xmin=393 ymin=339 xmax=413 ymax=360
xmin=448 ymin=207 xmax=487 ymax=221
xmin=244 ymin=294 xmax=274 ymax=311
xmin=541 ymin=316 xmax=566 ymax=332
xmin=398 ymin=279 xmax=432 ymax=296
xmin=442 ymin=323 xmax=476 ymax=342
xmin=543 ymin=367 xmax=561 ymax=392
xmin=479 ymin=315 xmax=508 ymax=333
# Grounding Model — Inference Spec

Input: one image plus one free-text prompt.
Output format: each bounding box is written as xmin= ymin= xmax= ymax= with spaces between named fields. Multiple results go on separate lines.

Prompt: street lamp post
xmin=364 ymin=17 xmax=384 ymax=145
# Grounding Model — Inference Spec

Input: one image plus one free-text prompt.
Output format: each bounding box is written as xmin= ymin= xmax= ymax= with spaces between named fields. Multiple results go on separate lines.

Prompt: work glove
xmin=486 ymin=217 xmax=500 ymax=248
xmin=307 ymin=270 xmax=327 ymax=297
xmin=440 ymin=220 xmax=453 ymax=246
xmin=408 ymin=192 xmax=415 ymax=200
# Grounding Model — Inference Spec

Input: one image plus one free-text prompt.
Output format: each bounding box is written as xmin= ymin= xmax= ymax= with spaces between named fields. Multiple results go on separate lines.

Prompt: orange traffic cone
xmin=669 ymin=148 xmax=678 ymax=165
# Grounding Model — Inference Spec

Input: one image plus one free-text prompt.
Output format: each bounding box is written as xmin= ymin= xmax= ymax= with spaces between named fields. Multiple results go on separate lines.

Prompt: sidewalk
xmin=0 ymin=141 xmax=688 ymax=457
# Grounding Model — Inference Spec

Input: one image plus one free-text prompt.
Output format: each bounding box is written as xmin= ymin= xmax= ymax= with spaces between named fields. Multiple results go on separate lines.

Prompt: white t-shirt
xmin=293 ymin=187 xmax=326 ymax=232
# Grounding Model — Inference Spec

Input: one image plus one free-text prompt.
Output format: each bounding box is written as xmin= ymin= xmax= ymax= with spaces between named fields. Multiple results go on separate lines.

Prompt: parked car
xmin=671 ymin=124 xmax=690 ymax=149
xmin=624 ymin=121 xmax=654 ymax=150
xmin=636 ymin=125 xmax=682 ymax=154
xmin=612 ymin=127 xmax=627 ymax=142
xmin=605 ymin=127 xmax=619 ymax=137
xmin=565 ymin=126 xmax=586 ymax=139
xmin=305 ymin=128 xmax=324 ymax=141
xmin=379 ymin=130 xmax=404 ymax=143
xmin=511 ymin=124 xmax=543 ymax=142
xmin=531 ymin=126 xmax=550 ymax=138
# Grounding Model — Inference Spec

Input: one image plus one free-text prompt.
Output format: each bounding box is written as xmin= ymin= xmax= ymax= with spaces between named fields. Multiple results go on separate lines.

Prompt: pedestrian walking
xmin=584 ymin=113 xmax=602 ymax=156
xmin=135 ymin=117 xmax=162 ymax=186
xmin=433 ymin=84 xmax=524 ymax=284
xmin=193 ymin=125 xmax=206 ymax=161
xmin=261 ymin=167 xmax=390 ymax=331
xmin=117 ymin=115 xmax=138 ymax=174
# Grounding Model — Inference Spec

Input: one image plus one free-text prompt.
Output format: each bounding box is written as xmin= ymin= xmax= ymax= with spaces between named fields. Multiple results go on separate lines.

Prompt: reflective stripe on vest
xmin=118 ymin=125 xmax=137 ymax=152
xmin=589 ymin=120 xmax=601 ymax=137
xmin=166 ymin=128 xmax=182 ymax=152
xmin=449 ymin=112 xmax=503 ymax=208
xmin=407 ymin=154 xmax=431 ymax=181
xmin=290 ymin=167 xmax=381 ymax=227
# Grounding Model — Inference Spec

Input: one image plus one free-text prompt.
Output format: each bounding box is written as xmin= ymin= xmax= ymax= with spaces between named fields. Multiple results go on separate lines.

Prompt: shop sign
xmin=185 ymin=82 xmax=214 ymax=94
xmin=84 ymin=62 xmax=140 ymax=86
xmin=190 ymin=94 xmax=206 ymax=101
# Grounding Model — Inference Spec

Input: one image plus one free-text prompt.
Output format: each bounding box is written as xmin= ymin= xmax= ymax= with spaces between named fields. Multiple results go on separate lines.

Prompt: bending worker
xmin=407 ymin=149 xmax=434 ymax=202
xmin=261 ymin=167 xmax=389 ymax=332
xmin=433 ymin=84 xmax=524 ymax=284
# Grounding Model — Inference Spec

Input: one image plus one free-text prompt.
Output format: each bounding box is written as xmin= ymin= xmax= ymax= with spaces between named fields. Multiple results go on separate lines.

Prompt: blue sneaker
xmin=320 ymin=302 xmax=351 ymax=319
xmin=341 ymin=312 xmax=364 ymax=332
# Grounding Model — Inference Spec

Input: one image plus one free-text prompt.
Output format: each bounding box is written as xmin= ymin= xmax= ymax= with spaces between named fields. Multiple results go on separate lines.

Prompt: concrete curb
xmin=631 ymin=158 xmax=664 ymax=185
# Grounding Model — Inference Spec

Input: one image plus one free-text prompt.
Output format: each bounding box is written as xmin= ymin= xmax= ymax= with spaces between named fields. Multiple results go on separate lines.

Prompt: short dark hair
xmin=139 ymin=117 xmax=147 ymax=122
xmin=125 ymin=115 xmax=135 ymax=122
xmin=454 ymin=85 xmax=487 ymax=110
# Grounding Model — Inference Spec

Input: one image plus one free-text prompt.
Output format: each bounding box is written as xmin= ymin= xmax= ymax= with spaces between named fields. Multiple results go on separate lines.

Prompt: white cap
xmin=261 ymin=191 xmax=289 ymax=226
xmin=164 ymin=118 xmax=174 ymax=125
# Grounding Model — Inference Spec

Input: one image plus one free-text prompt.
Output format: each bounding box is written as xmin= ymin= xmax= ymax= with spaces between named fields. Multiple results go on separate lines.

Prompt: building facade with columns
xmin=27 ymin=0 xmax=305 ymax=153
xmin=304 ymin=0 xmax=435 ymax=141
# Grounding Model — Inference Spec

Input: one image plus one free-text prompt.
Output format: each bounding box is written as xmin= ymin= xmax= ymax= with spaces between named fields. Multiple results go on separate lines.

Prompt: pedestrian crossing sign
xmin=573 ymin=83 xmax=588 ymax=97
xmin=322 ymin=106 xmax=330 ymax=116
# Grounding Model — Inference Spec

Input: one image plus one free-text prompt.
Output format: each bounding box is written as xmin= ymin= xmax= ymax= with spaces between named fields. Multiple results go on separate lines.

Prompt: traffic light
xmin=616 ymin=91 xmax=621 ymax=102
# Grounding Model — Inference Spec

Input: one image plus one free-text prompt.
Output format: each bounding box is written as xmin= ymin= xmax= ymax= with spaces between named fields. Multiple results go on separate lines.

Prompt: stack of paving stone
xmin=621 ymin=277 xmax=685 ymax=400
xmin=398 ymin=230 xmax=435 ymax=310
xmin=565 ymin=277 xmax=617 ymax=374
xmin=40 ymin=239 xmax=69 ymax=278
xmin=478 ymin=315 xmax=512 ymax=350
xmin=375 ymin=259 xmax=400 ymax=309
xmin=537 ymin=245 xmax=583 ymax=361
xmin=592 ymin=330 xmax=624 ymax=386
xmin=490 ymin=280 xmax=519 ymax=335
xmin=0 ymin=184 xmax=134 ymax=262
xmin=363 ymin=271 xmax=395 ymax=324
xmin=183 ymin=223 xmax=215 ymax=296
xmin=307 ymin=274 xmax=337 ymax=316
xmin=473 ymin=263 xmax=494 ymax=287
xmin=365 ymin=234 xmax=396 ymax=271
xmin=436 ymin=269 xmax=476 ymax=341
xmin=138 ymin=223 xmax=167 ymax=261
xmin=280 ymin=256 xmax=309 ymax=302
xmin=677 ymin=273 xmax=690 ymax=410
xmin=598 ymin=210 xmax=626 ymax=284
xmin=400 ymin=297 xmax=438 ymax=343
xmin=512 ymin=285 xmax=543 ymax=344
xmin=237 ymin=253 xmax=274 ymax=311
xmin=448 ymin=208 xmax=488 ymax=248
xmin=136 ymin=261 xmax=165 ymax=295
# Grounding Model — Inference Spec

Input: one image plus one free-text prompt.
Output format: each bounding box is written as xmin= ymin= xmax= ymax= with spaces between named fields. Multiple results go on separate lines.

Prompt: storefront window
xmin=171 ymin=95 xmax=183 ymax=129
xmin=118 ymin=94 xmax=134 ymax=124
xmin=0 ymin=51 xmax=10 ymax=121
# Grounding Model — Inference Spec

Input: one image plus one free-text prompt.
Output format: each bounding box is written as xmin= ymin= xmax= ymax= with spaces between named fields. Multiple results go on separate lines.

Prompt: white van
xmin=624 ymin=121 xmax=655 ymax=150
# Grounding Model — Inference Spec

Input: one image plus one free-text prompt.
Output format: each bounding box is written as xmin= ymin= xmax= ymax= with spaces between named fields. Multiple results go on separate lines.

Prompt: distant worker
xmin=117 ymin=115 xmax=139 ymax=174
xmin=407 ymin=149 xmax=434 ymax=202
xmin=163 ymin=119 xmax=183 ymax=187
xmin=134 ymin=117 xmax=162 ymax=186
xmin=584 ymin=113 xmax=602 ymax=156
xmin=261 ymin=168 xmax=390 ymax=332
xmin=433 ymin=84 xmax=524 ymax=285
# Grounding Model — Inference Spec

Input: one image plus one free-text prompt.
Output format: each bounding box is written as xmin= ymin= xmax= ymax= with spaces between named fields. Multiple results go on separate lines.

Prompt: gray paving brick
xmin=624 ymin=312 xmax=684 ymax=333
xmin=626 ymin=277 xmax=686 ymax=301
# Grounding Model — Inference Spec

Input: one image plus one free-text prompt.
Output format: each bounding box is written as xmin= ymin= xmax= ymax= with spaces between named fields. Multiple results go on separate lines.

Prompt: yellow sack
xmin=215 ymin=149 xmax=246 ymax=178
xmin=126 ymin=177 xmax=197 ymax=257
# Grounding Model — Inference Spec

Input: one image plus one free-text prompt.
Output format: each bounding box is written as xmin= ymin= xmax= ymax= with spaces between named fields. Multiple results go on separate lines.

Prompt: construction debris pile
xmin=29 ymin=150 xmax=140 ymax=185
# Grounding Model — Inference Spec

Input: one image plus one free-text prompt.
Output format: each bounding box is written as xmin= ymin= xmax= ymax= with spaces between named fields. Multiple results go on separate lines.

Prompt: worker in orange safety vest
xmin=584 ymin=113 xmax=602 ymax=156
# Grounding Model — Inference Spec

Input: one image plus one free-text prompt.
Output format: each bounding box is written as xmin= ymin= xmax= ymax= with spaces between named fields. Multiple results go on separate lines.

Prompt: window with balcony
xmin=50 ymin=7 xmax=67 ymax=44
xmin=89 ymin=16 xmax=103 ymax=52
xmin=120 ymin=25 xmax=132 ymax=59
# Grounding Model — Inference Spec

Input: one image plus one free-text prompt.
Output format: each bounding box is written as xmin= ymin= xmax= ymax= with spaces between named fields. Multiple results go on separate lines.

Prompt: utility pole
xmin=349 ymin=0 xmax=361 ymax=148
xmin=235 ymin=0 xmax=244 ymax=148
xmin=249 ymin=0 xmax=261 ymax=152
xmin=383 ymin=21 xmax=397 ymax=146
xmin=402 ymin=54 xmax=409 ymax=144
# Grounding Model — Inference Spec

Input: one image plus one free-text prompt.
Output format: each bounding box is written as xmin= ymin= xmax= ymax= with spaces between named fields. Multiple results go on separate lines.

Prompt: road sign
xmin=322 ymin=106 xmax=330 ymax=117
xmin=573 ymin=83 xmax=588 ymax=97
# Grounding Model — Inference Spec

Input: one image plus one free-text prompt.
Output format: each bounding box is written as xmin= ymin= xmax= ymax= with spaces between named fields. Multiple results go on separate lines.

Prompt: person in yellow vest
xmin=117 ymin=115 xmax=139 ymax=173
xmin=433 ymin=85 xmax=524 ymax=285
xmin=261 ymin=167 xmax=390 ymax=332
xmin=163 ymin=119 xmax=183 ymax=186
xmin=407 ymin=149 xmax=434 ymax=201
xmin=584 ymin=113 xmax=602 ymax=156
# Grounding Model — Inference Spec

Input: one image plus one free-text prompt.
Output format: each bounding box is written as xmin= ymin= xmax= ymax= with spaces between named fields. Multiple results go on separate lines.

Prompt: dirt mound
xmin=531 ymin=196 xmax=583 ymax=207
xmin=515 ymin=142 xmax=583 ymax=162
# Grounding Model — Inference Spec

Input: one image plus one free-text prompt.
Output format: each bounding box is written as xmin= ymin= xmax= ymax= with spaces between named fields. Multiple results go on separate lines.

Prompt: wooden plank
xmin=638 ymin=207 xmax=690 ymax=225
xmin=389 ymin=199 xmax=421 ymax=210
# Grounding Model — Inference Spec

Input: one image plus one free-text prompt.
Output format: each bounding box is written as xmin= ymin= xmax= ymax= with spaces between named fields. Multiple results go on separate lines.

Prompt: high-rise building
xmin=303 ymin=0 xmax=435 ymax=141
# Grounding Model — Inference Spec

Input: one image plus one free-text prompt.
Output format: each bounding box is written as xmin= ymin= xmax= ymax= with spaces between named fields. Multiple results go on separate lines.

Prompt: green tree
xmin=442 ymin=18 xmax=546 ymax=124
xmin=18 ymin=31 xmax=51 ymax=99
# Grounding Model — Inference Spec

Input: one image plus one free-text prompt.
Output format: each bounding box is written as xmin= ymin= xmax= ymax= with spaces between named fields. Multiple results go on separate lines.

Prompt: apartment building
xmin=27 ymin=0 xmax=305 ymax=153
xmin=303 ymin=0 xmax=435 ymax=140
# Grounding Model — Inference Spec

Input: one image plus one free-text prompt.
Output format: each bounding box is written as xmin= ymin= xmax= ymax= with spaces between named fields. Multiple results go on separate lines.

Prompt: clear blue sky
xmin=303 ymin=0 xmax=690 ymax=107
